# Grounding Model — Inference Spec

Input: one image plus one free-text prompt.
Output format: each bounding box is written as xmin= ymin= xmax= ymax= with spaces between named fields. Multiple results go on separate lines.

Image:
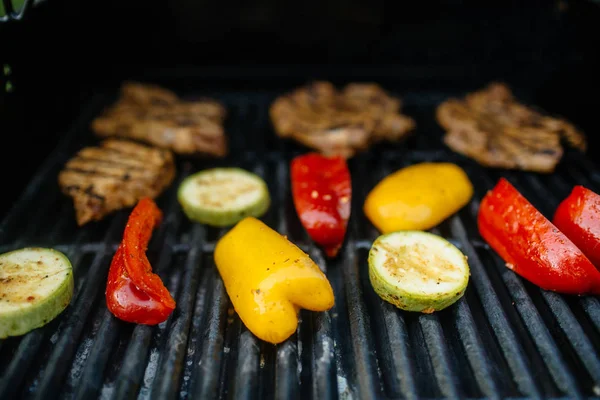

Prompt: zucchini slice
xmin=178 ymin=167 xmax=271 ymax=227
xmin=0 ymin=248 xmax=74 ymax=338
xmin=368 ymin=231 xmax=469 ymax=313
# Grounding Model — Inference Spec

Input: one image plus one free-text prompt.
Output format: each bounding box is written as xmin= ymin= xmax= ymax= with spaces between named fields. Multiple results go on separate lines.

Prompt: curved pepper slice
xmin=214 ymin=217 xmax=335 ymax=344
xmin=106 ymin=197 xmax=176 ymax=325
xmin=478 ymin=178 xmax=600 ymax=295
xmin=553 ymin=185 xmax=600 ymax=267
xmin=290 ymin=153 xmax=351 ymax=257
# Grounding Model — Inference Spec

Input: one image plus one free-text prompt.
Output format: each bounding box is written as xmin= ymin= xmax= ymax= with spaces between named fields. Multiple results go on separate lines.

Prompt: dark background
xmin=1 ymin=0 xmax=599 ymax=219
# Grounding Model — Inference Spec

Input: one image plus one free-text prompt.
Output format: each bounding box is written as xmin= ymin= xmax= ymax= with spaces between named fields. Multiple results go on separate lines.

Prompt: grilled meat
xmin=91 ymin=81 xmax=228 ymax=157
xmin=436 ymin=82 xmax=587 ymax=173
xmin=58 ymin=139 xmax=176 ymax=225
xmin=270 ymin=81 xmax=415 ymax=158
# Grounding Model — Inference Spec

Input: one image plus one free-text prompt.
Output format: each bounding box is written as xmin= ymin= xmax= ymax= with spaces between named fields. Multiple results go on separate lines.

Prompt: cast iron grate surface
xmin=1 ymin=87 xmax=600 ymax=400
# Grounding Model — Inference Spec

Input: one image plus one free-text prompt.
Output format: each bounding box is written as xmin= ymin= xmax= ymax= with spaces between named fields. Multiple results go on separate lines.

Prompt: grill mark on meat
xmin=436 ymin=82 xmax=586 ymax=173
xmin=78 ymin=147 xmax=150 ymax=162
xmin=96 ymin=147 xmax=150 ymax=162
xmin=83 ymin=185 xmax=105 ymax=200
xmin=62 ymin=163 xmax=150 ymax=182
xmin=63 ymin=184 xmax=106 ymax=201
xmin=270 ymin=81 xmax=415 ymax=158
xmin=91 ymin=82 xmax=227 ymax=156
xmin=60 ymin=171 xmax=142 ymax=190
xmin=58 ymin=139 xmax=175 ymax=225
xmin=81 ymin=142 xmax=169 ymax=167
xmin=70 ymin=156 xmax=147 ymax=171
xmin=63 ymin=167 xmax=133 ymax=180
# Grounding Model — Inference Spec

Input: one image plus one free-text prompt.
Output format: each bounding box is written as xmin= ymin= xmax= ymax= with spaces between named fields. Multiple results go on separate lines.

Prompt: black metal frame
xmin=0 ymin=0 xmax=33 ymax=22
xmin=0 ymin=85 xmax=599 ymax=399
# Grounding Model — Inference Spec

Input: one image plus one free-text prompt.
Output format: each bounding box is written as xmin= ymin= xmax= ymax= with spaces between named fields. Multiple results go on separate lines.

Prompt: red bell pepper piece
xmin=290 ymin=153 xmax=351 ymax=258
xmin=477 ymin=178 xmax=600 ymax=295
xmin=106 ymin=197 xmax=176 ymax=325
xmin=553 ymin=185 xmax=600 ymax=267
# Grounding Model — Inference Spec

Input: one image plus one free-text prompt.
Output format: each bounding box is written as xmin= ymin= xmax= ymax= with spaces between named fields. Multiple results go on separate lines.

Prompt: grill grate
xmin=1 ymin=87 xmax=600 ymax=399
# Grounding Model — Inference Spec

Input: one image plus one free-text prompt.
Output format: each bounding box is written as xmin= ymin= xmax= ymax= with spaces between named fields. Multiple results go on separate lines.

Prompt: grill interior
xmin=1 ymin=86 xmax=599 ymax=400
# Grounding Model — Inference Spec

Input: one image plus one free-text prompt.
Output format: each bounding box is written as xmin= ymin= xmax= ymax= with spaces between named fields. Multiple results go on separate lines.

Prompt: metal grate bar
xmin=189 ymin=272 xmax=229 ymax=399
xmin=73 ymin=310 xmax=121 ymax=400
xmin=428 ymin=225 xmax=498 ymax=397
xmin=215 ymin=263 xmax=242 ymax=400
xmin=231 ymin=329 xmax=260 ymax=400
xmin=569 ymin=155 xmax=600 ymax=181
xmin=150 ymin=225 xmax=205 ymax=400
xmin=31 ymin=214 xmax=128 ymax=399
xmin=342 ymin=153 xmax=384 ymax=399
xmin=256 ymin=341 xmax=275 ymax=400
xmin=541 ymin=292 xmax=600 ymax=388
xmin=450 ymin=215 xmax=542 ymax=398
xmin=311 ymin=305 xmax=336 ymax=400
xmin=340 ymin=243 xmax=381 ymax=399
xmin=453 ymin=300 xmax=500 ymax=398
xmin=275 ymin=332 xmax=301 ymax=400
xmin=491 ymin=256 xmax=581 ymax=397
xmin=378 ymin=303 xmax=418 ymax=399
xmin=177 ymin=253 xmax=217 ymax=399
xmin=564 ymin=158 xmax=600 ymax=191
xmin=580 ymin=298 xmax=600 ymax=333
xmin=307 ymin=249 xmax=336 ymax=400
xmin=419 ymin=314 xmax=461 ymax=399
xmin=0 ymin=331 xmax=45 ymax=398
xmin=113 ymin=324 xmax=154 ymax=399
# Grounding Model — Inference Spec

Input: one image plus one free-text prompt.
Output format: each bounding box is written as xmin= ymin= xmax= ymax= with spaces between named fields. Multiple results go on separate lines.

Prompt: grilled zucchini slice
xmin=368 ymin=231 xmax=469 ymax=313
xmin=178 ymin=168 xmax=271 ymax=227
xmin=0 ymin=248 xmax=74 ymax=338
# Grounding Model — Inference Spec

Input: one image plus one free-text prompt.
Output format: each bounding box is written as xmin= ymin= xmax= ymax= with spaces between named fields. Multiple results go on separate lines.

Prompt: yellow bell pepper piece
xmin=363 ymin=162 xmax=473 ymax=233
xmin=214 ymin=217 xmax=335 ymax=344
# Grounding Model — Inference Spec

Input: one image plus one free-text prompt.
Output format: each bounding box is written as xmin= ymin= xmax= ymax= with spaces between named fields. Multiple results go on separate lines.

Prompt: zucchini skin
xmin=368 ymin=264 xmax=466 ymax=313
xmin=367 ymin=231 xmax=469 ymax=313
xmin=0 ymin=248 xmax=74 ymax=338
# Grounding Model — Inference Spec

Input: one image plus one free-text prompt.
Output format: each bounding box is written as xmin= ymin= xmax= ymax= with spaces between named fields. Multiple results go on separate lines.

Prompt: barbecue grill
xmin=1 ymin=1 xmax=600 ymax=399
